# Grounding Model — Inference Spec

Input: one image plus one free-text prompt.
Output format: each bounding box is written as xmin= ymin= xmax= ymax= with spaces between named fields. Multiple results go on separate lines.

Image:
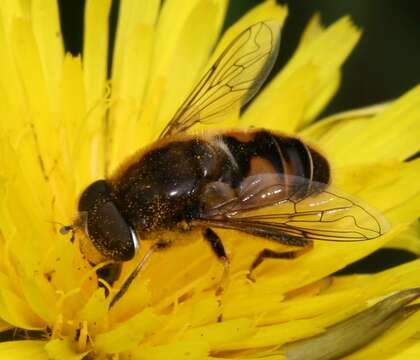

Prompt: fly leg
xmin=247 ymin=238 xmax=313 ymax=282
xmin=203 ymin=228 xmax=230 ymax=322
xmin=109 ymin=241 xmax=169 ymax=309
xmin=203 ymin=228 xmax=230 ymax=296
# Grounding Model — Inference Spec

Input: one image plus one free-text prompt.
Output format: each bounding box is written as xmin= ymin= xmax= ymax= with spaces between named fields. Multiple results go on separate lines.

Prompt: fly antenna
xmin=59 ymin=224 xmax=75 ymax=243
xmin=46 ymin=220 xmax=76 ymax=242
xmin=59 ymin=224 xmax=74 ymax=235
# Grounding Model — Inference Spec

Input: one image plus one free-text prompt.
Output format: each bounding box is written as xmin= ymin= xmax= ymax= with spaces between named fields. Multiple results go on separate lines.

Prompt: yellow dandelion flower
xmin=0 ymin=1 xmax=419 ymax=359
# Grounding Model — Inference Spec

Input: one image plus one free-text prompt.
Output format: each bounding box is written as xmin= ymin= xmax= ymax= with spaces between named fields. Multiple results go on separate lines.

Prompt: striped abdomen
xmin=213 ymin=130 xmax=330 ymax=200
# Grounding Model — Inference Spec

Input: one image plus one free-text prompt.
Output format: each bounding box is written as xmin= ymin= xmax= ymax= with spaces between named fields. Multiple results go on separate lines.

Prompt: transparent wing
xmin=159 ymin=20 xmax=281 ymax=138
xmin=197 ymin=175 xmax=390 ymax=242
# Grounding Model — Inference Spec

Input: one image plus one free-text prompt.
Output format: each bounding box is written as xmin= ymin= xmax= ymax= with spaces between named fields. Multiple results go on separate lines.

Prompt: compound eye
xmin=86 ymin=201 xmax=139 ymax=261
xmin=79 ymin=180 xmax=110 ymax=212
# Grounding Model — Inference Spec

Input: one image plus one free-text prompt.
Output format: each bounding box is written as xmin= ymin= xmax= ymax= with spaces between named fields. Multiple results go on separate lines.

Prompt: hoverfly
xmin=63 ymin=20 xmax=389 ymax=308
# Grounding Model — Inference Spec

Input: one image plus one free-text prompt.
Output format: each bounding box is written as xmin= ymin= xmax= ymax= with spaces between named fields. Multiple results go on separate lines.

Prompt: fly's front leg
xmin=203 ymin=228 xmax=230 ymax=296
xmin=247 ymin=237 xmax=313 ymax=282
xmin=109 ymin=241 xmax=170 ymax=309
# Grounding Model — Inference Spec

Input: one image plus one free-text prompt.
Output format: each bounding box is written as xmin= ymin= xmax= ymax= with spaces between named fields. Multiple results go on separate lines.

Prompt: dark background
xmin=57 ymin=0 xmax=419 ymax=272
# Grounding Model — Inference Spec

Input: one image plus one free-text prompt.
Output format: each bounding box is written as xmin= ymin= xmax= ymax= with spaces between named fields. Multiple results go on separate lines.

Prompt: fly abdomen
xmin=214 ymin=130 xmax=330 ymax=199
xmin=269 ymin=133 xmax=330 ymax=198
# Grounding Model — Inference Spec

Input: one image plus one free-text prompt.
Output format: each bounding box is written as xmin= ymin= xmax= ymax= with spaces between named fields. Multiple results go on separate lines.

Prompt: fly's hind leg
xmin=203 ymin=228 xmax=230 ymax=322
xmin=203 ymin=228 xmax=230 ymax=296
xmin=247 ymin=237 xmax=313 ymax=282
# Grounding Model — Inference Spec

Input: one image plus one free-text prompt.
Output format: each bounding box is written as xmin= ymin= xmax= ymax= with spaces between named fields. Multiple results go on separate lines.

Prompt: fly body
xmin=63 ymin=21 xmax=389 ymax=307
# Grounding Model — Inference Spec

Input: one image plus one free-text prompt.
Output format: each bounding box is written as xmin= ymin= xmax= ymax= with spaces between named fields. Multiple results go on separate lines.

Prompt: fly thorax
xmin=113 ymin=138 xmax=229 ymax=232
